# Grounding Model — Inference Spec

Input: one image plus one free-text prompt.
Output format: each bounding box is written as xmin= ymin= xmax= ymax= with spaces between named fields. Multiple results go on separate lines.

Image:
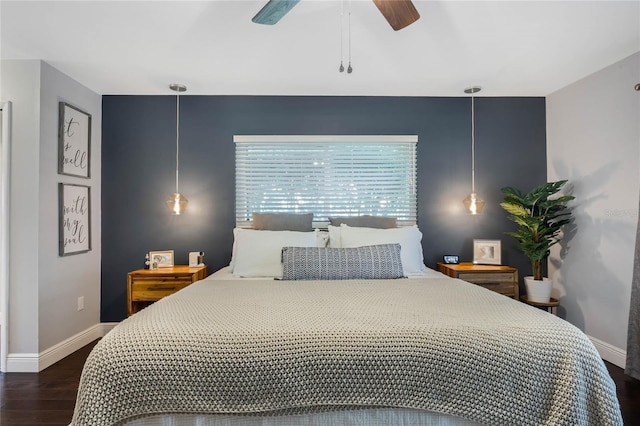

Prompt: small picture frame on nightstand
xmin=473 ymin=239 xmax=501 ymax=265
xmin=149 ymin=250 xmax=174 ymax=268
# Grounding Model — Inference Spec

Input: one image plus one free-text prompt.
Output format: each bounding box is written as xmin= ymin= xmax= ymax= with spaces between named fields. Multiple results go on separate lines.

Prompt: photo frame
xmin=59 ymin=183 xmax=91 ymax=256
xmin=58 ymin=102 xmax=91 ymax=178
xmin=473 ymin=239 xmax=501 ymax=265
xmin=149 ymin=250 xmax=174 ymax=268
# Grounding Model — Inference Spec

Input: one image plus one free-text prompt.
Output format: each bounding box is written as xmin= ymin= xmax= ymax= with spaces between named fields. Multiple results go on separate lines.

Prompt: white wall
xmin=0 ymin=59 xmax=101 ymax=370
xmin=546 ymin=52 xmax=640 ymax=366
xmin=38 ymin=62 xmax=101 ymax=352
xmin=1 ymin=60 xmax=41 ymax=356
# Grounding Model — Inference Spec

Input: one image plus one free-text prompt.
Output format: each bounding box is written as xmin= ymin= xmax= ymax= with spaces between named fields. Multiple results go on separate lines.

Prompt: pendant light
xmin=462 ymin=86 xmax=485 ymax=215
xmin=166 ymin=83 xmax=188 ymax=215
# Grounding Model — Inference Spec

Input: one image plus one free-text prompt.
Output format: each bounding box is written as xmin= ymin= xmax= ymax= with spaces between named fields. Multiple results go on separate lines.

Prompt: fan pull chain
xmin=339 ymin=0 xmax=344 ymax=72
xmin=338 ymin=0 xmax=353 ymax=74
xmin=347 ymin=0 xmax=353 ymax=73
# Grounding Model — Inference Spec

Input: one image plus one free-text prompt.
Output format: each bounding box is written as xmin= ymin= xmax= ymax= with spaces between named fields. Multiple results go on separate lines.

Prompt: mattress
xmin=72 ymin=274 xmax=622 ymax=426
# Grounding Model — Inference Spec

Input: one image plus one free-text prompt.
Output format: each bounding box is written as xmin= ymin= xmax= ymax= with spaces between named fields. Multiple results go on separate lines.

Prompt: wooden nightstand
xmin=436 ymin=262 xmax=519 ymax=299
xmin=127 ymin=265 xmax=208 ymax=316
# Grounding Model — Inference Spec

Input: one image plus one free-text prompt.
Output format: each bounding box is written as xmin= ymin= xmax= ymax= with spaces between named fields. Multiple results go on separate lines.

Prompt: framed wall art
xmin=58 ymin=102 xmax=91 ymax=178
xmin=59 ymin=183 xmax=91 ymax=256
xmin=472 ymin=239 xmax=501 ymax=265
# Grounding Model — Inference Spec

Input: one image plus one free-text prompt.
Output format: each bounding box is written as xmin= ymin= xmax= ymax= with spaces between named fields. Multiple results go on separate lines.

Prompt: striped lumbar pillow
xmin=281 ymin=244 xmax=404 ymax=280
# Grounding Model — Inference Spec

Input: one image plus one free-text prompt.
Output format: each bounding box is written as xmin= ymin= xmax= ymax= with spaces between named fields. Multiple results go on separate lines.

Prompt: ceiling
xmin=1 ymin=1 xmax=639 ymax=97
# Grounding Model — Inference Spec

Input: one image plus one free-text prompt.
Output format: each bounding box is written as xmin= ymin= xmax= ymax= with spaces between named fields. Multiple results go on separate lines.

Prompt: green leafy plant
xmin=500 ymin=180 xmax=575 ymax=281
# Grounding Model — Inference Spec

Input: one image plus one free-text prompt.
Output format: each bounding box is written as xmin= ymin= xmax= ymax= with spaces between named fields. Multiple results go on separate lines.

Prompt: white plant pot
xmin=524 ymin=276 xmax=552 ymax=303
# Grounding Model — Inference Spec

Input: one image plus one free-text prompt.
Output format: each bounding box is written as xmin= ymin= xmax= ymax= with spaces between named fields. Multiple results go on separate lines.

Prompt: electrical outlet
xmin=77 ymin=296 xmax=84 ymax=311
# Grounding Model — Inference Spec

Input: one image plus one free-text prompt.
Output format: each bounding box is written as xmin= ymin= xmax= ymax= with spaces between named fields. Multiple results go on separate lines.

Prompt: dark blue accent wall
xmin=102 ymin=95 xmax=546 ymax=321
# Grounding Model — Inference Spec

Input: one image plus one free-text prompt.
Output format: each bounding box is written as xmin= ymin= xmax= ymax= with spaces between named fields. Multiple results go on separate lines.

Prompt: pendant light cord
xmin=471 ymin=93 xmax=475 ymax=193
xmin=175 ymin=90 xmax=180 ymax=194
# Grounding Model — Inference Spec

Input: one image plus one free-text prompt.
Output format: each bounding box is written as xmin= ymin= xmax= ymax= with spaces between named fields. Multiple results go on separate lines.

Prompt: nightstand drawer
xmin=131 ymin=281 xmax=191 ymax=301
xmin=476 ymin=281 xmax=517 ymax=296
xmin=132 ymin=276 xmax=193 ymax=286
xmin=457 ymin=272 xmax=516 ymax=284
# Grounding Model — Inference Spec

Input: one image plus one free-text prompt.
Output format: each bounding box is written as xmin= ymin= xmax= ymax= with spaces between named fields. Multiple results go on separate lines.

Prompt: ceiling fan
xmin=252 ymin=0 xmax=420 ymax=31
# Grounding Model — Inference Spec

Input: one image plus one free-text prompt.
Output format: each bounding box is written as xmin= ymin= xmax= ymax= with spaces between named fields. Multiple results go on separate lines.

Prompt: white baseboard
xmin=6 ymin=322 xmax=120 ymax=372
xmin=589 ymin=334 xmax=626 ymax=369
xmin=5 ymin=353 xmax=39 ymax=372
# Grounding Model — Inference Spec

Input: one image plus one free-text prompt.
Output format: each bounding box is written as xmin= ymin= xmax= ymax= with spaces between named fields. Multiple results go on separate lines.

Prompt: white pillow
xmin=338 ymin=225 xmax=427 ymax=274
xmin=316 ymin=229 xmax=329 ymax=248
xmin=230 ymin=228 xmax=327 ymax=270
xmin=327 ymin=225 xmax=342 ymax=248
xmin=232 ymin=228 xmax=319 ymax=278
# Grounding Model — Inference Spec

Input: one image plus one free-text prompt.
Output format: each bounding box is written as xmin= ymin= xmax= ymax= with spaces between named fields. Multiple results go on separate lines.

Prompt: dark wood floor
xmin=1 ymin=339 xmax=639 ymax=425
xmin=0 ymin=340 xmax=99 ymax=426
xmin=607 ymin=360 xmax=640 ymax=425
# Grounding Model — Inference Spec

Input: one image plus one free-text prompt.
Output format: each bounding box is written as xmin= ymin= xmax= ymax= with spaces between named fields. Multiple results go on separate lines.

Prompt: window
xmin=235 ymin=135 xmax=417 ymax=227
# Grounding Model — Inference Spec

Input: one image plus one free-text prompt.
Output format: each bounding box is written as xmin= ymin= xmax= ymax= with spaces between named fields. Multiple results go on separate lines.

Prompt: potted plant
xmin=500 ymin=180 xmax=575 ymax=303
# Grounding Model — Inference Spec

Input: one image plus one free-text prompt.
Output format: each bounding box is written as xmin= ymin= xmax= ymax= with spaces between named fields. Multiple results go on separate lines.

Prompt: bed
xmin=71 ymin=225 xmax=622 ymax=426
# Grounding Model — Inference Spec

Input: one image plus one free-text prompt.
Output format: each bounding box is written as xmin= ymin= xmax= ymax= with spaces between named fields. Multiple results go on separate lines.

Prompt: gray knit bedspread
xmin=72 ymin=277 xmax=622 ymax=426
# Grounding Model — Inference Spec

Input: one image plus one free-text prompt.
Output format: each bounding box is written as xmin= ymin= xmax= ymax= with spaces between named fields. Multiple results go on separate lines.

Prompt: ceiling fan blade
xmin=252 ymin=0 xmax=301 ymax=25
xmin=372 ymin=0 xmax=420 ymax=31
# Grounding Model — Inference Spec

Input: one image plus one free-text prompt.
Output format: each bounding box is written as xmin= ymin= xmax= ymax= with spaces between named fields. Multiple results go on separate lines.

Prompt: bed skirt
xmin=119 ymin=408 xmax=481 ymax=426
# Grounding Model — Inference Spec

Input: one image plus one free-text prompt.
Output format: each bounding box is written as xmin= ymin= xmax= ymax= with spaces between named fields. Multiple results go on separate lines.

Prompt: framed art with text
xmin=59 ymin=183 xmax=91 ymax=256
xmin=58 ymin=102 xmax=91 ymax=178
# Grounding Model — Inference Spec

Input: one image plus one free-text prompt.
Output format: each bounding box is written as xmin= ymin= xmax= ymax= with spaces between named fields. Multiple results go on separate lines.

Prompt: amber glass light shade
xmin=463 ymin=192 xmax=485 ymax=215
xmin=166 ymin=192 xmax=188 ymax=215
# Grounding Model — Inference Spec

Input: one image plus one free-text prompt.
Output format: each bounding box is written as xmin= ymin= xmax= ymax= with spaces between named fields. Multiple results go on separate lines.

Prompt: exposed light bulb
xmin=166 ymin=192 xmax=188 ymax=215
xmin=463 ymin=192 xmax=485 ymax=215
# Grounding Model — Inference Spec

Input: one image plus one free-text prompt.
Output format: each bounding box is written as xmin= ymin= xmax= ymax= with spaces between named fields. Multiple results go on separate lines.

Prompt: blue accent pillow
xmin=281 ymin=244 xmax=405 ymax=280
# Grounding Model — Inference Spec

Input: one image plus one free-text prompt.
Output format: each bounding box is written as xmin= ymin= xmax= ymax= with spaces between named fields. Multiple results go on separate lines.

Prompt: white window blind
xmin=235 ymin=135 xmax=417 ymax=227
